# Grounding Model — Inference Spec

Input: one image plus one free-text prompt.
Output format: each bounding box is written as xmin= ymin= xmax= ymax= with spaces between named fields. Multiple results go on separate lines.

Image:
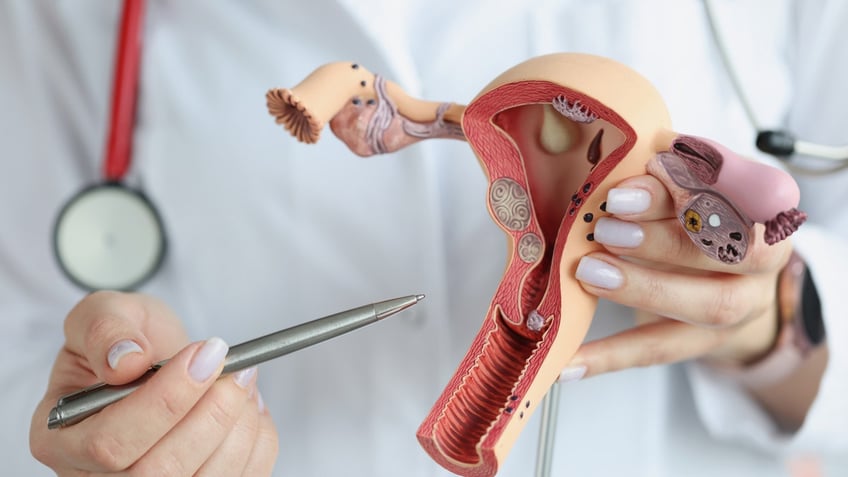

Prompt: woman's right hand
xmin=29 ymin=291 xmax=279 ymax=476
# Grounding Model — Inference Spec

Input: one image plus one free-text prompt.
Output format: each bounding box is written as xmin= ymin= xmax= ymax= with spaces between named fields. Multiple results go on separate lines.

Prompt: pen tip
xmin=374 ymin=294 xmax=426 ymax=320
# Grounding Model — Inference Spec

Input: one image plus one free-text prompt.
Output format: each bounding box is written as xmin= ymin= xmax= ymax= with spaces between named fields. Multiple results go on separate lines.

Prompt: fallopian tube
xmin=266 ymin=53 xmax=805 ymax=477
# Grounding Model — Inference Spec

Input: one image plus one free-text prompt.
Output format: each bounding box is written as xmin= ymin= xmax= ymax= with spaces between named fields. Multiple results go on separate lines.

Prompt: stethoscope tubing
xmin=701 ymin=0 xmax=848 ymax=172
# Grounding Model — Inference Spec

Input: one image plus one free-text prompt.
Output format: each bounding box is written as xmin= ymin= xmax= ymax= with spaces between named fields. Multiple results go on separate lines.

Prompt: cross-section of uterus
xmin=266 ymin=52 xmax=804 ymax=477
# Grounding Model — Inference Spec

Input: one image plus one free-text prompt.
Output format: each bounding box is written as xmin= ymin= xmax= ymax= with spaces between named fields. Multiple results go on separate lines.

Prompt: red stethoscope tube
xmin=104 ymin=0 xmax=144 ymax=182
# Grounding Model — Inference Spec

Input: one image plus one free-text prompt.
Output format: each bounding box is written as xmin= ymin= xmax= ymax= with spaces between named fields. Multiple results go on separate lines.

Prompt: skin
xmin=570 ymin=174 xmax=828 ymax=432
xmin=29 ymin=291 xmax=279 ymax=476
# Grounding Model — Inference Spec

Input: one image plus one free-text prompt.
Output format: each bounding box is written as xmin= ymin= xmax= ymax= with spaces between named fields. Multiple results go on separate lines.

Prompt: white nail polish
xmin=559 ymin=365 xmax=587 ymax=383
xmin=258 ymin=391 xmax=266 ymax=413
xmin=576 ymin=256 xmax=624 ymax=289
xmin=594 ymin=217 xmax=644 ymax=248
xmin=606 ymin=188 xmax=651 ymax=214
xmin=233 ymin=367 xmax=257 ymax=389
xmin=188 ymin=337 xmax=229 ymax=382
xmin=107 ymin=339 xmax=143 ymax=370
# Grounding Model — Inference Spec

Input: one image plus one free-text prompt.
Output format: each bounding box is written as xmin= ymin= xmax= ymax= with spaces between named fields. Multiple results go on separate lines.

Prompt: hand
xmin=563 ymin=175 xmax=793 ymax=379
xmin=30 ymin=291 xmax=279 ymax=476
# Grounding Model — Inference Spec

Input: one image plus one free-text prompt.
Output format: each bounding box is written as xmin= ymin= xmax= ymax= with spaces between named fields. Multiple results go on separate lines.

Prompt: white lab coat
xmin=1 ymin=1 xmax=846 ymax=475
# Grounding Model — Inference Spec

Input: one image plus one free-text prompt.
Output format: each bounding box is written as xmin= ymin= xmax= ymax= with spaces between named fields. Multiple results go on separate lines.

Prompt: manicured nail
xmin=593 ymin=217 xmax=644 ymax=248
xmin=188 ymin=337 xmax=229 ymax=382
xmin=107 ymin=340 xmax=143 ymax=370
xmin=233 ymin=366 xmax=257 ymax=389
xmin=558 ymin=365 xmax=587 ymax=383
xmin=576 ymin=256 xmax=624 ymax=289
xmin=606 ymin=188 xmax=650 ymax=214
xmin=258 ymin=391 xmax=266 ymax=413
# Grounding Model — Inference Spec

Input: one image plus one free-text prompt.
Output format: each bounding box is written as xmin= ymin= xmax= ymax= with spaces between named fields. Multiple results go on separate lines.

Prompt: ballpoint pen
xmin=48 ymin=294 xmax=425 ymax=429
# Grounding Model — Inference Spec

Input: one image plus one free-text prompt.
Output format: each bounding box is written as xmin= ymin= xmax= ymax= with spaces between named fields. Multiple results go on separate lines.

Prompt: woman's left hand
xmin=565 ymin=174 xmax=793 ymax=379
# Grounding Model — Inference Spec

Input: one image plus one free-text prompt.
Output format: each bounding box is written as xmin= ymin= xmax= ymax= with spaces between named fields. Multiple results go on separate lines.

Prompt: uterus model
xmin=267 ymin=53 xmax=805 ymax=476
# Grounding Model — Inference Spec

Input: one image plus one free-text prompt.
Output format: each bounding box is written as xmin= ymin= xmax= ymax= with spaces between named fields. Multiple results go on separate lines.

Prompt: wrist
xmin=704 ymin=250 xmax=826 ymax=388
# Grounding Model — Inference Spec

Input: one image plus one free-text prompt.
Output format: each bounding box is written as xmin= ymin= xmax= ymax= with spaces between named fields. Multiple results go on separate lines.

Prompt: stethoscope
xmin=702 ymin=0 xmax=848 ymax=175
xmin=53 ymin=0 xmax=166 ymax=291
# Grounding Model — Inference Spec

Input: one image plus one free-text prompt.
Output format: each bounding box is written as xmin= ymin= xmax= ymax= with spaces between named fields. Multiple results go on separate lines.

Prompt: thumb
xmin=62 ymin=291 xmax=188 ymax=385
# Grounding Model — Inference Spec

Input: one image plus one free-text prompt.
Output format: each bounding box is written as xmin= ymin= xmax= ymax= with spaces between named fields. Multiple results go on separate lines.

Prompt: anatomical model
xmin=266 ymin=53 xmax=805 ymax=477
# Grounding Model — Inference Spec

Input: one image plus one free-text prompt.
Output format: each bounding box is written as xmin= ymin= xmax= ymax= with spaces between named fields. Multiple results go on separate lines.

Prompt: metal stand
xmin=533 ymin=380 xmax=562 ymax=477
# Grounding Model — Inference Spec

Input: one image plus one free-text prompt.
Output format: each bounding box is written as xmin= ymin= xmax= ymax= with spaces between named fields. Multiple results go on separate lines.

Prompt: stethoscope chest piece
xmin=53 ymin=183 xmax=166 ymax=291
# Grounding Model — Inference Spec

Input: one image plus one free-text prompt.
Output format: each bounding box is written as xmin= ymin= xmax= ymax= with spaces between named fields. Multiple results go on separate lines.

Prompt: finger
xmin=603 ymin=175 xmax=675 ymax=221
xmin=194 ymin=369 xmax=261 ymax=477
xmin=133 ymin=366 xmax=257 ymax=476
xmin=568 ymin=319 xmax=728 ymax=378
xmin=54 ymin=337 xmax=229 ymax=472
xmin=593 ymin=217 xmax=793 ymax=274
xmin=63 ymin=291 xmax=188 ymax=386
xmin=574 ymin=253 xmax=775 ymax=327
xmin=242 ymin=393 xmax=280 ymax=477
xmin=601 ymin=175 xmax=793 ymax=271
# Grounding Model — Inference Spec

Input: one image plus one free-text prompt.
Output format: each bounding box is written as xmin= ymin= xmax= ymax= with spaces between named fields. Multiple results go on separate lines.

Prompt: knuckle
xmin=84 ymin=315 xmax=118 ymax=350
xmin=228 ymin=403 xmax=261 ymax=446
xmin=151 ymin=386 xmax=189 ymax=424
xmin=666 ymin=227 xmax=692 ymax=262
xmin=704 ymin=282 xmax=744 ymax=327
xmin=257 ymin=425 xmax=280 ymax=462
xmin=238 ymin=408 xmax=261 ymax=438
xmin=251 ymin=412 xmax=280 ymax=464
xmin=639 ymin=276 xmax=666 ymax=311
xmin=69 ymin=291 xmax=141 ymax=346
xmin=205 ymin=391 xmax=242 ymax=432
xmin=636 ymin=338 xmax=672 ymax=368
xmin=81 ymin=430 xmax=133 ymax=471
xmin=131 ymin=450 xmax=187 ymax=477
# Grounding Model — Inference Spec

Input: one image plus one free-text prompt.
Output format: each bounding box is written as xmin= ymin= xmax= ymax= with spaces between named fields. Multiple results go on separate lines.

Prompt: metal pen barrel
xmin=222 ymin=296 xmax=407 ymax=374
xmin=48 ymin=295 xmax=423 ymax=429
xmin=47 ymin=367 xmax=161 ymax=430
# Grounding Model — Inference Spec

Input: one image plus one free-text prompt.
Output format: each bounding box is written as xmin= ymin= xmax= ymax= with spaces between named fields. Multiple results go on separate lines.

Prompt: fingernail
xmin=606 ymin=188 xmax=650 ymax=214
xmin=258 ymin=391 xmax=266 ymax=413
xmin=593 ymin=217 xmax=644 ymax=248
xmin=558 ymin=365 xmax=587 ymax=383
xmin=107 ymin=340 xmax=143 ymax=370
xmin=233 ymin=366 xmax=257 ymax=389
xmin=576 ymin=256 xmax=624 ymax=289
xmin=188 ymin=337 xmax=229 ymax=382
